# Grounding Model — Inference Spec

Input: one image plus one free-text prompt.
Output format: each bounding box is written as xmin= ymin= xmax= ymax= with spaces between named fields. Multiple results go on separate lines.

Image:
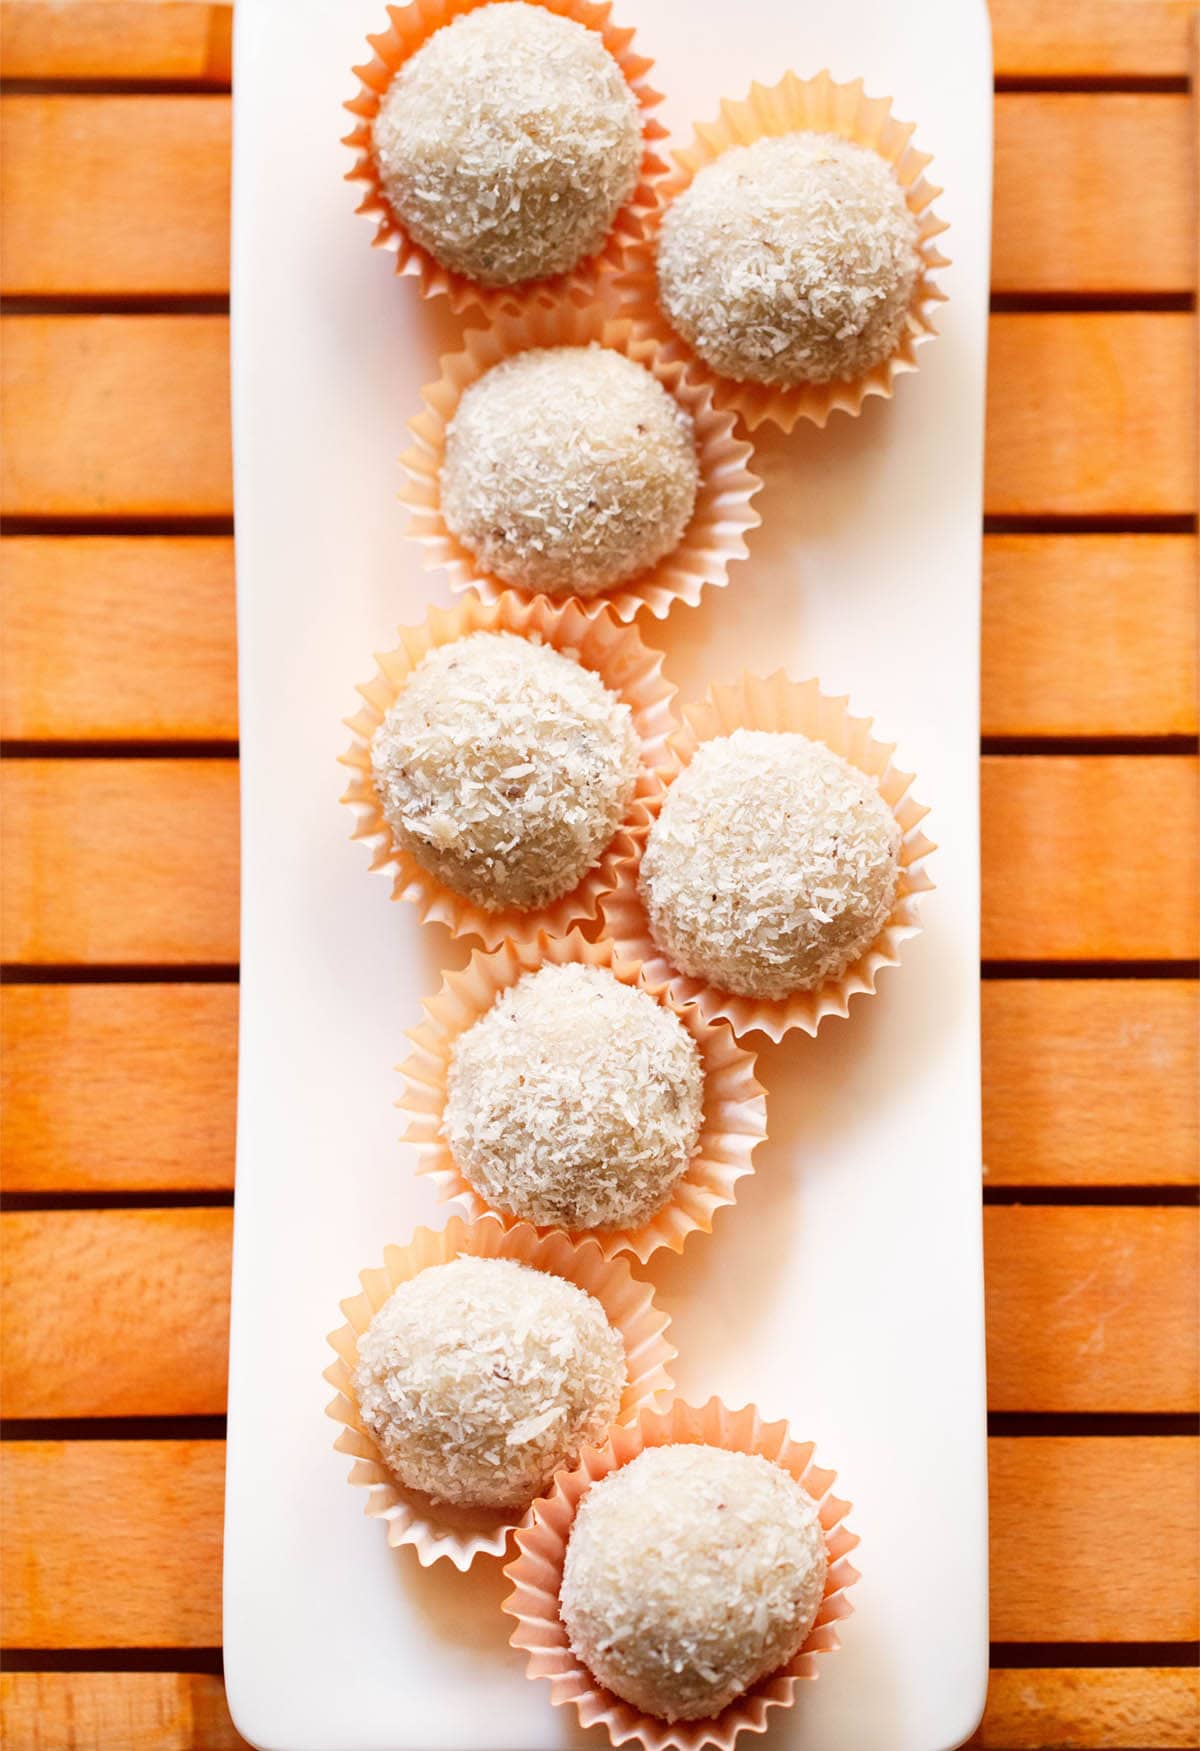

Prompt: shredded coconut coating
xmin=657 ymin=132 xmax=921 ymax=386
xmin=370 ymin=631 xmax=639 ymax=912
xmin=372 ymin=3 xmax=643 ymax=288
xmin=639 ymin=729 xmax=901 ymax=1000
xmin=561 ymin=1445 xmax=827 ymax=1721
xmin=354 ymin=1256 xmax=626 ymax=1509
xmin=445 ymin=963 xmax=704 ymax=1231
xmin=442 ymin=347 xmax=699 ymax=598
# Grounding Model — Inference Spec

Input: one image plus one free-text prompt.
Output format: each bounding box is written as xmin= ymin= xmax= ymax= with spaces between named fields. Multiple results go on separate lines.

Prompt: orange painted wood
xmin=0 ymin=1442 xmax=225 ymax=1647
xmin=0 ymin=0 xmax=233 ymax=84
xmin=1 ymin=1210 xmax=231 ymax=1417
xmin=0 ymin=1675 xmax=249 ymax=1751
xmin=990 ymin=0 xmax=1197 ymax=77
xmin=981 ymin=535 xmax=1198 ymax=739
xmin=1 ymin=97 xmax=230 ymax=297
xmin=1 ymin=759 xmax=239 ymax=965
xmin=985 ymin=314 xmax=1197 ymax=518
xmin=981 ymin=756 xmax=1200 ymax=962
xmin=1 ymin=537 xmax=238 ymax=741
xmin=970 ymin=1669 xmax=1200 ymax=1750
xmin=982 ymin=981 xmax=1199 ymax=1187
xmin=0 ymin=316 xmax=232 ymax=519
xmin=985 ymin=1206 xmax=1199 ymax=1414
xmin=1 ymin=984 xmax=238 ymax=1194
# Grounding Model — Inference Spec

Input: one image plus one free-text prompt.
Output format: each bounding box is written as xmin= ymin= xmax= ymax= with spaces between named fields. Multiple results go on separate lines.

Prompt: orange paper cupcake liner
xmin=502 ymin=1396 xmax=860 ymax=1750
xmin=324 ymin=1213 xmax=676 ymax=1569
xmin=619 ymin=69 xmax=949 ymax=431
xmin=399 ymin=306 xmax=762 ymax=622
xmin=398 ymin=928 xmax=766 ymax=1262
xmin=602 ymin=672 xmax=935 ymax=1042
xmin=339 ymin=593 xmax=678 ymax=949
xmin=344 ymin=0 xmax=668 ymax=319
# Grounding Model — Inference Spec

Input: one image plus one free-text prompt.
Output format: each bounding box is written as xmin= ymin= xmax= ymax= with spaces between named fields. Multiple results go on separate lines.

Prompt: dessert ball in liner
xmin=502 ymin=1396 xmax=859 ymax=1749
xmin=339 ymin=593 xmax=677 ymax=949
xmin=324 ymin=1213 xmax=675 ymax=1568
xmin=619 ymin=69 xmax=948 ymax=430
xmin=603 ymin=671 xmax=934 ymax=1042
xmin=399 ymin=304 xmax=761 ymax=622
xmin=398 ymin=928 xmax=766 ymax=1262
xmin=345 ymin=0 xmax=667 ymax=317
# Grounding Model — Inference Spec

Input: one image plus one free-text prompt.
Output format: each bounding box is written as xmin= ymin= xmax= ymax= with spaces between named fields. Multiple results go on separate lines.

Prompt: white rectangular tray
xmin=224 ymin=1 xmax=993 ymax=1745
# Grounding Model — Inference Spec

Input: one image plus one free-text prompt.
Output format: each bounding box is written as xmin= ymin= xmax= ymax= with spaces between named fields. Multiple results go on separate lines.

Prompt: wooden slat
xmin=1 ymin=96 xmax=230 ymax=297
xmin=983 ymin=981 xmax=1199 ymax=1186
xmin=985 ymin=1206 xmax=1199 ymax=1414
xmin=2 ymin=1210 xmax=231 ymax=1417
xmin=4 ymin=1437 xmax=1193 ymax=1647
xmin=990 ymin=0 xmax=1196 ymax=78
xmin=0 ymin=0 xmax=233 ymax=84
xmin=981 ymin=756 xmax=1200 ymax=962
xmin=3 ymin=315 xmax=1195 ymax=520
xmin=0 ymin=1674 xmax=249 ymax=1751
xmin=982 ymin=535 xmax=1198 ymax=739
xmin=971 ymin=1669 xmax=1200 ymax=1750
xmin=0 ymin=537 xmax=238 ymax=741
xmin=1 ymin=985 xmax=238 ymax=1194
xmin=1 ymin=759 xmax=239 ymax=965
xmin=0 ymin=316 xmax=232 ymax=519
xmin=985 ymin=314 xmax=1196 ymax=518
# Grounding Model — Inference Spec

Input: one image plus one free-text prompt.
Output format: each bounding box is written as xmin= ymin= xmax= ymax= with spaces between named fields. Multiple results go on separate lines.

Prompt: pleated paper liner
xmin=344 ymin=0 xmax=667 ymax=319
xmin=398 ymin=306 xmax=762 ymax=623
xmin=602 ymin=671 xmax=935 ymax=1042
xmin=339 ymin=593 xmax=678 ymax=950
xmin=502 ymin=1396 xmax=860 ymax=1750
xmin=398 ymin=928 xmax=766 ymax=1263
xmin=324 ymin=1213 xmax=676 ymax=1569
xmin=618 ymin=69 xmax=949 ymax=431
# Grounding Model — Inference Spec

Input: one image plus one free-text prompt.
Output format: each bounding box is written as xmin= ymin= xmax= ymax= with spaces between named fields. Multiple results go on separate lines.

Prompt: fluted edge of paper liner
xmin=338 ymin=592 xmax=678 ymax=950
xmin=501 ymin=1395 xmax=860 ymax=1750
xmin=397 ymin=928 xmax=767 ymax=1262
xmin=398 ymin=305 xmax=762 ymax=622
xmin=601 ymin=670 xmax=935 ymax=1042
xmin=618 ymin=68 xmax=949 ymax=431
xmin=324 ymin=1213 xmax=677 ymax=1569
xmin=344 ymin=0 xmax=668 ymax=319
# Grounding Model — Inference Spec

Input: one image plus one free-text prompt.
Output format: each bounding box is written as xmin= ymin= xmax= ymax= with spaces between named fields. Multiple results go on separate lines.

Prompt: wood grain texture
xmin=2 ymin=1210 xmax=231 ymax=1417
xmin=1 ymin=96 xmax=230 ymax=297
xmin=970 ymin=1669 xmax=1200 ymax=1750
xmin=4 ymin=315 xmax=1195 ymax=520
xmin=0 ymin=1674 xmax=249 ymax=1751
xmin=981 ymin=756 xmax=1200 ymax=962
xmin=0 ymin=0 xmax=233 ymax=84
xmin=991 ymin=0 xmax=1198 ymax=77
xmin=981 ymin=535 xmax=1198 ymax=739
xmin=1 ymin=759 xmax=239 ymax=965
xmin=982 ymin=981 xmax=1199 ymax=1186
xmin=1 ymin=537 xmax=238 ymax=741
xmin=1 ymin=984 xmax=238 ymax=1194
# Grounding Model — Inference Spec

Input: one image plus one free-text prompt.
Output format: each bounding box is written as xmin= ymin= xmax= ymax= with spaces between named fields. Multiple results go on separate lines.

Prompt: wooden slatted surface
xmin=1 ymin=3 xmax=1197 ymax=1749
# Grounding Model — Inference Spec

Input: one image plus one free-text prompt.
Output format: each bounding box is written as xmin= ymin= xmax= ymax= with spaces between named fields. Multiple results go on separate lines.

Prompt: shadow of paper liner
xmin=397 ymin=927 xmax=768 ymax=1263
xmin=337 ymin=592 xmax=679 ymax=950
xmin=342 ymin=0 xmax=669 ymax=319
xmin=601 ymin=671 xmax=936 ymax=1043
xmin=323 ymin=1213 xmax=677 ymax=1569
xmin=617 ymin=68 xmax=951 ymax=432
xmin=502 ymin=1396 xmax=860 ymax=1751
xmin=398 ymin=307 xmax=763 ymax=624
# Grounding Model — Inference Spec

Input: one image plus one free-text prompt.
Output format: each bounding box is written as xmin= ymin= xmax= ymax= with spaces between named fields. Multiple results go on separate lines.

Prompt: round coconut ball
xmin=371 ymin=2 xmax=644 ymax=288
xmin=370 ymin=631 xmax=639 ymax=913
xmin=561 ymin=1444 xmax=828 ymax=1721
xmin=353 ymin=1256 xmax=626 ymax=1509
xmin=657 ymin=132 xmax=922 ymax=386
xmin=441 ymin=346 xmax=699 ymax=598
xmin=444 ymin=962 xmax=705 ymax=1231
xmin=639 ymin=729 xmax=901 ymax=1000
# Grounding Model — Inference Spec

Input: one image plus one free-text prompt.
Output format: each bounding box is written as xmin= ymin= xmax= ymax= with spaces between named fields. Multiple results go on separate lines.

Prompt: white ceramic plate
xmin=224 ymin=1 xmax=993 ymax=1744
